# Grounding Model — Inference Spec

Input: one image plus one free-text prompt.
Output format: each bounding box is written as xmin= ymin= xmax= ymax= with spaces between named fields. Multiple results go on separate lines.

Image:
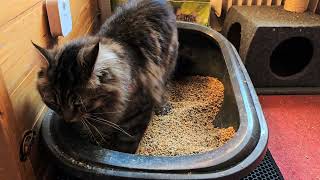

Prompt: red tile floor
xmin=259 ymin=95 xmax=320 ymax=180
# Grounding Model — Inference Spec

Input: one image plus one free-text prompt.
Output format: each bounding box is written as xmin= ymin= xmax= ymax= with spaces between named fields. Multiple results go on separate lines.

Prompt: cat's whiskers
xmin=80 ymin=118 xmax=101 ymax=145
xmin=85 ymin=115 xmax=133 ymax=138
xmin=83 ymin=118 xmax=107 ymax=143
xmin=89 ymin=114 xmax=125 ymax=129
xmin=79 ymin=95 xmax=88 ymax=112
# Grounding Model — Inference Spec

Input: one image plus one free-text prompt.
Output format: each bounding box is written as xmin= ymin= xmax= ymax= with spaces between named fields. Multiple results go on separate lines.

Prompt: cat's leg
xmin=154 ymin=34 xmax=179 ymax=116
xmin=113 ymin=105 xmax=153 ymax=153
xmin=154 ymin=83 xmax=172 ymax=116
xmin=154 ymin=100 xmax=172 ymax=116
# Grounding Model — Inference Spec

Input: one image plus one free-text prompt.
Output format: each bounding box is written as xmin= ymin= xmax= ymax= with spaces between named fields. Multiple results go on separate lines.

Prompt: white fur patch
xmin=94 ymin=43 xmax=119 ymax=70
xmin=88 ymin=43 xmax=131 ymax=93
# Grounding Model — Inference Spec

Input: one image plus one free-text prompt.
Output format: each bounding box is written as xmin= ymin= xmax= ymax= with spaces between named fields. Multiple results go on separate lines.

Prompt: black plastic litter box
xmin=41 ymin=22 xmax=268 ymax=179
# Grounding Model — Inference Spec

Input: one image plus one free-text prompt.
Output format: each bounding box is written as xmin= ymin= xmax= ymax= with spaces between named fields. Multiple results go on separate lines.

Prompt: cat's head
xmin=32 ymin=38 xmax=127 ymax=123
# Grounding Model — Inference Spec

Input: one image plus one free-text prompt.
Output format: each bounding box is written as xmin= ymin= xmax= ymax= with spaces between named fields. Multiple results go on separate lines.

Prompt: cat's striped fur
xmin=33 ymin=0 xmax=178 ymax=152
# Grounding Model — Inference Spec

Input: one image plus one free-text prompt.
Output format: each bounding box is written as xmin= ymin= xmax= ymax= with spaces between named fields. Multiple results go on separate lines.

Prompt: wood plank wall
xmin=0 ymin=0 xmax=99 ymax=179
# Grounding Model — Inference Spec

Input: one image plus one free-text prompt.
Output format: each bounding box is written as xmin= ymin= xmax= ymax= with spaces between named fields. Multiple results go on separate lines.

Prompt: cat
xmin=32 ymin=0 xmax=178 ymax=153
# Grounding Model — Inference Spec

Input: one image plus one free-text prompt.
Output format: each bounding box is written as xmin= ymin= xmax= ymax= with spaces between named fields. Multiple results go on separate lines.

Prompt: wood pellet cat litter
xmin=136 ymin=76 xmax=235 ymax=156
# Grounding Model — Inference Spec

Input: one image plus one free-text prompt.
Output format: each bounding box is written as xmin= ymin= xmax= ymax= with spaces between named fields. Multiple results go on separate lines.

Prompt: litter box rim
xmin=41 ymin=22 xmax=268 ymax=179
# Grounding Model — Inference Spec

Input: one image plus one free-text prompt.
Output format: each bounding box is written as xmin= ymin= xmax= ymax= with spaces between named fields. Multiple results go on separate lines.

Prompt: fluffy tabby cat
xmin=32 ymin=0 xmax=178 ymax=152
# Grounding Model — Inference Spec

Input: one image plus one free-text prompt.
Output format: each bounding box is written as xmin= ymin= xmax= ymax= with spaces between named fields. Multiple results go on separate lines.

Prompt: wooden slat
xmin=0 ymin=0 xmax=41 ymax=27
xmin=235 ymin=0 xmax=243 ymax=6
xmin=309 ymin=0 xmax=319 ymax=12
xmin=271 ymin=0 xmax=282 ymax=5
xmin=276 ymin=0 xmax=283 ymax=5
xmin=262 ymin=0 xmax=272 ymax=5
xmin=211 ymin=0 xmax=223 ymax=17
xmin=10 ymin=67 xmax=44 ymax=142
xmin=3 ymin=50 xmax=46 ymax=94
xmin=252 ymin=0 xmax=263 ymax=5
xmin=0 ymin=125 xmax=22 ymax=180
xmin=0 ymin=0 xmax=99 ymax=179
xmin=98 ymin=0 xmax=112 ymax=24
xmin=0 ymin=70 xmax=23 ymax=180
xmin=0 ymin=0 xmax=98 ymax=138
xmin=8 ymin=69 xmax=46 ymax=179
xmin=223 ymin=0 xmax=233 ymax=12
xmin=0 ymin=69 xmax=36 ymax=180
xmin=243 ymin=0 xmax=253 ymax=6
xmin=3 ymin=0 xmax=98 ymax=152
xmin=0 ymin=2 xmax=50 ymax=72
xmin=0 ymin=0 xmax=98 ymax=93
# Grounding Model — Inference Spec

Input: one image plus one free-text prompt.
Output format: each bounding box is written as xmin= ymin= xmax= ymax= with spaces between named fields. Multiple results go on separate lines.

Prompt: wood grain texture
xmin=0 ymin=125 xmax=22 ymax=180
xmin=262 ymin=0 xmax=272 ymax=5
xmin=0 ymin=0 xmax=99 ymax=93
xmin=98 ymin=0 xmax=112 ymax=24
xmin=308 ymin=0 xmax=319 ymax=12
xmin=0 ymin=0 xmax=99 ymax=179
xmin=223 ymin=0 xmax=233 ymax=12
xmin=244 ymin=0 xmax=253 ymax=6
xmin=0 ymin=0 xmax=42 ymax=27
xmin=284 ymin=0 xmax=310 ymax=13
xmin=272 ymin=0 xmax=283 ymax=5
xmin=0 ymin=70 xmax=24 ymax=180
xmin=236 ymin=0 xmax=243 ymax=6
xmin=0 ymin=2 xmax=51 ymax=90
xmin=211 ymin=0 xmax=222 ymax=17
xmin=10 ymin=67 xmax=44 ymax=135
xmin=252 ymin=0 xmax=263 ymax=5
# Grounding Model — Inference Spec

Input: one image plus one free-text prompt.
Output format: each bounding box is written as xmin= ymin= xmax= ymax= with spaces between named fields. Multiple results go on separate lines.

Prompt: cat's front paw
xmin=154 ymin=102 xmax=172 ymax=116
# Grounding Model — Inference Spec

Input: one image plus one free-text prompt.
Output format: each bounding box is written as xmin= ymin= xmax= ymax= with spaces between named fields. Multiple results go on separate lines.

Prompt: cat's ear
xmin=84 ymin=43 xmax=99 ymax=71
xmin=31 ymin=41 xmax=52 ymax=65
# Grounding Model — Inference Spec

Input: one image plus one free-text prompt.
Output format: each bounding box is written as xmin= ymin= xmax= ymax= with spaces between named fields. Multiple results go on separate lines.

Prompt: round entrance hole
xmin=227 ymin=23 xmax=241 ymax=52
xmin=270 ymin=37 xmax=313 ymax=77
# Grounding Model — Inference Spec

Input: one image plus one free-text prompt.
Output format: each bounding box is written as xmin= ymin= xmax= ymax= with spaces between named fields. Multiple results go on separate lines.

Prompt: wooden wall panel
xmin=0 ymin=2 xmax=50 ymax=92
xmin=252 ymin=0 xmax=263 ymax=5
xmin=0 ymin=125 xmax=22 ymax=180
xmin=3 ymin=51 xmax=46 ymax=93
xmin=0 ymin=0 xmax=99 ymax=179
xmin=0 ymin=0 xmax=99 ymax=93
xmin=0 ymin=70 xmax=24 ymax=180
xmin=98 ymin=0 xmax=112 ymax=23
xmin=262 ymin=0 xmax=272 ymax=5
xmin=10 ymin=67 xmax=44 ymax=137
xmin=0 ymin=0 xmax=41 ymax=27
xmin=244 ymin=0 xmax=253 ymax=6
